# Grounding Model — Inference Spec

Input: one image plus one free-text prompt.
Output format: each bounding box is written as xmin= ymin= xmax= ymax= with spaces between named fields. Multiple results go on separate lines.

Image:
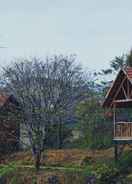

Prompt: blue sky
xmin=0 ymin=0 xmax=132 ymax=70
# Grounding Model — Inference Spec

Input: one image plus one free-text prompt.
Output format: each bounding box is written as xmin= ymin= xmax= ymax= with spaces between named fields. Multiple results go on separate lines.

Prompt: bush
xmin=75 ymin=98 xmax=113 ymax=149
xmin=0 ymin=163 xmax=17 ymax=177
xmin=117 ymin=151 xmax=132 ymax=172
xmin=80 ymin=156 xmax=94 ymax=167
xmin=93 ymin=163 xmax=119 ymax=184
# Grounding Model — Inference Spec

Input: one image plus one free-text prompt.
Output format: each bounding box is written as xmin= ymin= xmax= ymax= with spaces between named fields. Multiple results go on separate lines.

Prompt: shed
xmin=103 ymin=67 xmax=132 ymax=159
xmin=0 ymin=93 xmax=19 ymax=154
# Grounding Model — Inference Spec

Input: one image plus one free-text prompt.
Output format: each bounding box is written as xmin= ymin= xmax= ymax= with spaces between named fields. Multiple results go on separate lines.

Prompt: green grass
xmin=0 ymin=161 xmax=127 ymax=184
xmin=0 ymin=163 xmax=17 ymax=177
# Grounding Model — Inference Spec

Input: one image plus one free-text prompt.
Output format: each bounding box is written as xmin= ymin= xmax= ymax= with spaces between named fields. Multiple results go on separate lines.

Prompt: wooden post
xmin=113 ymin=103 xmax=118 ymax=161
xmin=114 ymin=144 xmax=118 ymax=161
xmin=113 ymin=104 xmax=116 ymax=137
xmin=127 ymin=79 xmax=130 ymax=98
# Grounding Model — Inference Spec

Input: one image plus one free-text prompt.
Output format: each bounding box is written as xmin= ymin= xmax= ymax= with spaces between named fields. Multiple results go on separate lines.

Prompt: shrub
xmin=117 ymin=151 xmax=132 ymax=173
xmin=0 ymin=163 xmax=17 ymax=177
xmin=93 ymin=163 xmax=119 ymax=184
xmin=80 ymin=156 xmax=94 ymax=167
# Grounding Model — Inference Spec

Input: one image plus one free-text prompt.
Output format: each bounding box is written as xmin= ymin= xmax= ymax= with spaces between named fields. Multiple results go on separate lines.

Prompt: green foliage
xmin=80 ymin=156 xmax=94 ymax=167
xmin=100 ymin=49 xmax=132 ymax=95
xmin=127 ymin=50 xmax=132 ymax=67
xmin=117 ymin=151 xmax=132 ymax=172
xmin=93 ymin=163 xmax=119 ymax=184
xmin=110 ymin=55 xmax=126 ymax=71
xmin=0 ymin=163 xmax=17 ymax=177
xmin=10 ymin=176 xmax=21 ymax=184
xmin=75 ymin=98 xmax=112 ymax=149
xmin=1 ymin=157 xmax=130 ymax=184
xmin=126 ymin=174 xmax=132 ymax=183
xmin=45 ymin=124 xmax=72 ymax=149
xmin=81 ymin=159 xmax=126 ymax=183
xmin=102 ymin=49 xmax=132 ymax=76
xmin=85 ymin=151 xmax=132 ymax=183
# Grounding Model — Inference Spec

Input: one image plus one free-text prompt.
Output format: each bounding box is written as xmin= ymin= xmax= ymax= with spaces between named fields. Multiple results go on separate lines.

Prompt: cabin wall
xmin=0 ymin=103 xmax=20 ymax=154
xmin=20 ymin=124 xmax=30 ymax=150
xmin=0 ymin=120 xmax=19 ymax=154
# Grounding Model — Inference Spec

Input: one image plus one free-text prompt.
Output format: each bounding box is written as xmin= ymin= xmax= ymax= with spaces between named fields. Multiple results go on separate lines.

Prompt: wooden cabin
xmin=0 ymin=93 xmax=19 ymax=154
xmin=103 ymin=67 xmax=132 ymax=159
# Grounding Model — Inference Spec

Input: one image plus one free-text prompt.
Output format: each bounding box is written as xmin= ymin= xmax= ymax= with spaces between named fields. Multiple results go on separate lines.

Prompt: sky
xmin=0 ymin=0 xmax=132 ymax=71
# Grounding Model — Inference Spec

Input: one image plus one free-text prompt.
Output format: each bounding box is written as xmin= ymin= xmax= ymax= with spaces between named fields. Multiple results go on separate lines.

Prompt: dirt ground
xmin=0 ymin=147 xmax=115 ymax=166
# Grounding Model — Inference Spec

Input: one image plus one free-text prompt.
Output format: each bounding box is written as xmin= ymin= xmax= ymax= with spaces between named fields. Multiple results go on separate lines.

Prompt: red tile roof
xmin=125 ymin=67 xmax=132 ymax=80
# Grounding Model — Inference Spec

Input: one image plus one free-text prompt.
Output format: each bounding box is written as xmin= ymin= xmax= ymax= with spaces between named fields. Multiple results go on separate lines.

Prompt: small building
xmin=103 ymin=67 xmax=132 ymax=159
xmin=0 ymin=93 xmax=19 ymax=154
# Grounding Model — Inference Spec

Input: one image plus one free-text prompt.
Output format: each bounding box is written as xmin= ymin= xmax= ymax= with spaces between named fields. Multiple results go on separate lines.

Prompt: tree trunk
xmin=35 ymin=152 xmax=41 ymax=172
xmin=58 ymin=120 xmax=63 ymax=149
xmin=44 ymin=123 xmax=50 ymax=148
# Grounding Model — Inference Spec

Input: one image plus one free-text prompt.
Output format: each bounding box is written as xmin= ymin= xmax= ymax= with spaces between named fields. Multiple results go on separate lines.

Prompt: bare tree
xmin=2 ymin=55 xmax=86 ymax=170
